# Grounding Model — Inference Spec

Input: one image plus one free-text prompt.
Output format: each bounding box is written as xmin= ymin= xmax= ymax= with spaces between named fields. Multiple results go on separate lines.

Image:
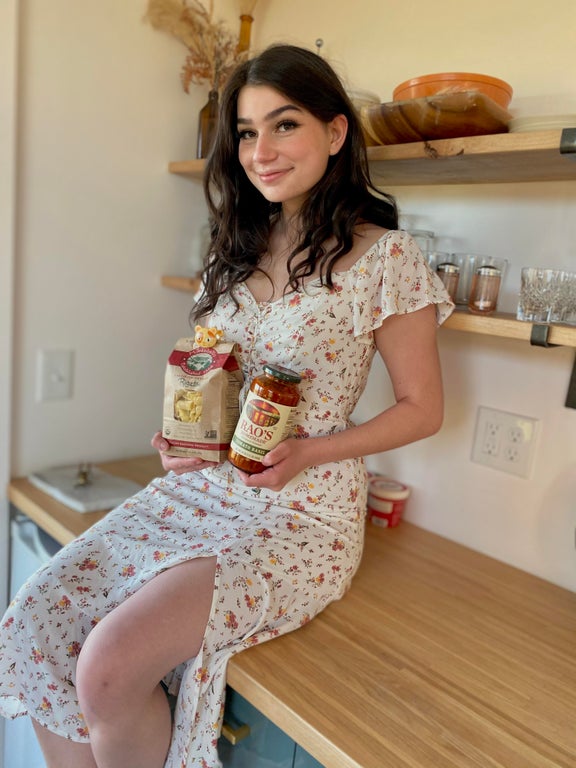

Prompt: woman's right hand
xmin=150 ymin=431 xmax=219 ymax=475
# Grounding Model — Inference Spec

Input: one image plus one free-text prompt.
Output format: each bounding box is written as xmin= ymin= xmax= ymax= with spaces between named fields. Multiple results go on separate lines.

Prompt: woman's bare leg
xmin=72 ymin=555 xmax=218 ymax=768
xmin=32 ymin=718 xmax=98 ymax=768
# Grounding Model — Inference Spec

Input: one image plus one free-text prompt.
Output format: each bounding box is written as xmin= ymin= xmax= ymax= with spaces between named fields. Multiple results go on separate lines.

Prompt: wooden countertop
xmin=7 ymin=455 xmax=164 ymax=545
xmin=7 ymin=456 xmax=576 ymax=768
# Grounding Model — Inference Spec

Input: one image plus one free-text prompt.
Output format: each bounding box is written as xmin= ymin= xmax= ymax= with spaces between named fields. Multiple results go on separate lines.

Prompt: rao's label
xmin=229 ymin=392 xmax=293 ymax=461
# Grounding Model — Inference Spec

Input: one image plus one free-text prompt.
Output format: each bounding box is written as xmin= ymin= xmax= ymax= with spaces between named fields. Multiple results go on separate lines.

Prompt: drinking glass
xmin=427 ymin=250 xmax=450 ymax=271
xmin=562 ymin=273 xmax=576 ymax=325
xmin=517 ymin=268 xmax=564 ymax=323
xmin=408 ymin=230 xmax=435 ymax=262
xmin=451 ymin=253 xmax=477 ymax=305
xmin=549 ymin=270 xmax=576 ymax=325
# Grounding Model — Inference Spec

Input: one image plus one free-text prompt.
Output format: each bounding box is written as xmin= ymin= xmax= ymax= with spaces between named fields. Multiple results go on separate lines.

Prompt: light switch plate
xmin=36 ymin=349 xmax=74 ymax=401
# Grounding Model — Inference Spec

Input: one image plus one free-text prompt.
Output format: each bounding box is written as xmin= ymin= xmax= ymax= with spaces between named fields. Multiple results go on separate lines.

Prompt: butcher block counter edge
xmin=6 ymin=454 xmax=576 ymax=768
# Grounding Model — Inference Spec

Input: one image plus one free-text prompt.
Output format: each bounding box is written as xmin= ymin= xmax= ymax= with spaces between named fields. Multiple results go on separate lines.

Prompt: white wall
xmin=13 ymin=0 xmax=211 ymax=473
xmin=254 ymin=0 xmax=576 ymax=591
xmin=0 ymin=6 xmax=18 ymax=762
xmin=255 ymin=0 xmax=576 ymax=116
xmin=8 ymin=0 xmax=576 ymax=591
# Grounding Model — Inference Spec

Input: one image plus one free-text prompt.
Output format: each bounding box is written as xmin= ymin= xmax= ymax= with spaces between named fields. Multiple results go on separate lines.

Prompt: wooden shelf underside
xmin=169 ymin=130 xmax=576 ymax=186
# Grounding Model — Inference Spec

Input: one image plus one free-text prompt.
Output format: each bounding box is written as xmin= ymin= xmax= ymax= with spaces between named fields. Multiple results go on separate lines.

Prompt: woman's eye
xmin=238 ymin=129 xmax=257 ymax=141
xmin=277 ymin=120 xmax=298 ymax=133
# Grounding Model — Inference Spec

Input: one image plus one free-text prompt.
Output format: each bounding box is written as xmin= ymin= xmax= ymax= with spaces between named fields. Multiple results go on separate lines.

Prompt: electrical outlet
xmin=471 ymin=406 xmax=539 ymax=478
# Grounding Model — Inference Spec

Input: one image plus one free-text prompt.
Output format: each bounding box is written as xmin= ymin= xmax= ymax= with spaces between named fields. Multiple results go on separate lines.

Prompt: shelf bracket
xmin=566 ymin=352 xmax=576 ymax=410
xmin=559 ymin=128 xmax=576 ymax=159
xmin=530 ymin=324 xmax=560 ymax=348
xmin=529 ymin=324 xmax=576 ymax=409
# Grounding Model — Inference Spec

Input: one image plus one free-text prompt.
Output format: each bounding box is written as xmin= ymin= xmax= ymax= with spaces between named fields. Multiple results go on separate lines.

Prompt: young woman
xmin=0 ymin=44 xmax=452 ymax=768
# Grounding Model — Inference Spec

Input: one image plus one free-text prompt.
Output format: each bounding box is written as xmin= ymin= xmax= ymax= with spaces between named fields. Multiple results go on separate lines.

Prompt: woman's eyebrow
xmin=237 ymin=104 xmax=303 ymax=125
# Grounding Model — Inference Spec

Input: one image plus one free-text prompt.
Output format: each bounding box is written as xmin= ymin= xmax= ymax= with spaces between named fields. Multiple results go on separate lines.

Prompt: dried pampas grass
xmin=145 ymin=0 xmax=246 ymax=93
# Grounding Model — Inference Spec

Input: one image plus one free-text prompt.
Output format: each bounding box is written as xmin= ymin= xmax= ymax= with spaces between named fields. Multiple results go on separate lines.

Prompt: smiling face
xmin=236 ymin=85 xmax=347 ymax=218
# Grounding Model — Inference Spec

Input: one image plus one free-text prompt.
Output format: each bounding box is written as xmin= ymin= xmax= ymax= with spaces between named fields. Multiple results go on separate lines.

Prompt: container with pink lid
xmin=367 ymin=476 xmax=410 ymax=528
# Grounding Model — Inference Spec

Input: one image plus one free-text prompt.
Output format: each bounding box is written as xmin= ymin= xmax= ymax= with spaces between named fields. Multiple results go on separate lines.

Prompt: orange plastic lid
xmin=394 ymin=72 xmax=512 ymax=96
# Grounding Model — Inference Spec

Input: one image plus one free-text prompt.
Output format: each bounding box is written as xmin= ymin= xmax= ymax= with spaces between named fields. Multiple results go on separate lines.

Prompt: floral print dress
xmin=0 ymin=230 xmax=452 ymax=767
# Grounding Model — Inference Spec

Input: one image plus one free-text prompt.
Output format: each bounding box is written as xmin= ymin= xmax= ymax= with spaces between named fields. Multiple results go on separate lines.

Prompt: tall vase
xmin=196 ymin=89 xmax=219 ymax=159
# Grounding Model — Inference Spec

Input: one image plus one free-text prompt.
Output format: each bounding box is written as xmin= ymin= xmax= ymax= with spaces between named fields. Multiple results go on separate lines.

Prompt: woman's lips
xmin=256 ymin=168 xmax=290 ymax=184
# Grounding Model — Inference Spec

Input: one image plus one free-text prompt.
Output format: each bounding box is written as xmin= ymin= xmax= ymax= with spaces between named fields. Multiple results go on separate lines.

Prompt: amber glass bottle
xmin=228 ymin=364 xmax=301 ymax=474
xmin=196 ymin=89 xmax=219 ymax=159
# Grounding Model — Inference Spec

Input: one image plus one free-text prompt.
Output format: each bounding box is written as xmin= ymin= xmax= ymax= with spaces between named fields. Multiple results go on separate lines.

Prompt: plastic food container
xmin=367 ymin=477 xmax=410 ymax=528
xmin=392 ymin=72 xmax=513 ymax=109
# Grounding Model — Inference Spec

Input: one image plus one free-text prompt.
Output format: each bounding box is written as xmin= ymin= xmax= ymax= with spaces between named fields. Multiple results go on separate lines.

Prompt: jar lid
xmin=436 ymin=262 xmax=460 ymax=274
xmin=368 ymin=477 xmax=410 ymax=500
xmin=476 ymin=265 xmax=501 ymax=276
xmin=263 ymin=363 xmax=302 ymax=384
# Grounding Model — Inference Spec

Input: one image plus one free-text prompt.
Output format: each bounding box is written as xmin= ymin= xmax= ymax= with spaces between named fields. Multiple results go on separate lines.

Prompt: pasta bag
xmin=162 ymin=328 xmax=243 ymax=462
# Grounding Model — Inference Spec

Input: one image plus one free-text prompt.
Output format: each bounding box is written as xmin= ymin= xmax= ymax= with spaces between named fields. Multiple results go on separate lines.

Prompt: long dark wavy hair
xmin=192 ymin=44 xmax=397 ymax=321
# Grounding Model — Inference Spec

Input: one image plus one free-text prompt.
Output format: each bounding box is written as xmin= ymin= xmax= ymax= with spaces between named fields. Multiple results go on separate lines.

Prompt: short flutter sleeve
xmin=350 ymin=230 xmax=454 ymax=338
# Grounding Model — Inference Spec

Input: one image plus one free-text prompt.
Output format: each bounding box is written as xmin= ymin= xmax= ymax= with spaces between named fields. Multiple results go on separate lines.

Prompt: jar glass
xmin=468 ymin=265 xmax=502 ymax=314
xmin=436 ymin=262 xmax=460 ymax=302
xmin=228 ymin=364 xmax=301 ymax=474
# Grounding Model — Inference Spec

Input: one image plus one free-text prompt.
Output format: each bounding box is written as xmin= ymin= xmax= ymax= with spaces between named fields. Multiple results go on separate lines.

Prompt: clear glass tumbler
xmin=548 ymin=270 xmax=576 ymax=325
xmin=517 ymin=267 xmax=563 ymax=323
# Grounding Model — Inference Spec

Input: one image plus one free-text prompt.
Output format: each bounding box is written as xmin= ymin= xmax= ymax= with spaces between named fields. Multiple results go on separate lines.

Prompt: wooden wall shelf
xmin=367 ymin=129 xmax=576 ymax=185
xmin=161 ymin=276 xmax=576 ymax=349
xmin=444 ymin=310 xmax=576 ymax=347
xmin=168 ymin=159 xmax=204 ymax=180
xmin=168 ymin=129 xmax=576 ymax=186
xmin=161 ymin=274 xmax=202 ymax=292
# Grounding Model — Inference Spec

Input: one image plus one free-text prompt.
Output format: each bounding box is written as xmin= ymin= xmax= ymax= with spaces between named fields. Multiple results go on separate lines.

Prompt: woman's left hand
xmin=234 ymin=438 xmax=309 ymax=492
xmin=151 ymin=431 xmax=219 ymax=474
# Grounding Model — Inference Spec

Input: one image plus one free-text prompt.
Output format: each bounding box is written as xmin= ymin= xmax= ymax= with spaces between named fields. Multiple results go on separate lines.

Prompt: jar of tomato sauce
xmin=228 ymin=363 xmax=301 ymax=474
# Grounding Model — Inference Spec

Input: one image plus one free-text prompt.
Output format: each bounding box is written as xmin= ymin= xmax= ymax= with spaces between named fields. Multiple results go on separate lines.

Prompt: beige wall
xmin=1 ymin=1 xmax=18 ymax=755
xmin=252 ymin=0 xmax=576 ymax=590
xmin=6 ymin=0 xmax=576 ymax=591
xmin=255 ymin=0 xmax=576 ymax=116
xmin=12 ymin=0 xmax=208 ymax=471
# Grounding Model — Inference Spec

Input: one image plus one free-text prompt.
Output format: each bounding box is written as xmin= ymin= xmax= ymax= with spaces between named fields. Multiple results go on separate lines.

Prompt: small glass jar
xmin=228 ymin=364 xmax=301 ymax=474
xmin=468 ymin=265 xmax=502 ymax=314
xmin=436 ymin=262 xmax=460 ymax=302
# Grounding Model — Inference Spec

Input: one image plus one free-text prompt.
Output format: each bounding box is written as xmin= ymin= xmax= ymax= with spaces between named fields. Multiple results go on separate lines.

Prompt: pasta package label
xmin=162 ymin=338 xmax=243 ymax=462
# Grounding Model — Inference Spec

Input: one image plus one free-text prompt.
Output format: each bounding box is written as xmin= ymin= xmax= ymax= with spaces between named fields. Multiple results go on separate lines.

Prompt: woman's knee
xmin=76 ymin=623 xmax=135 ymax=721
xmin=76 ymin=557 xmax=218 ymax=720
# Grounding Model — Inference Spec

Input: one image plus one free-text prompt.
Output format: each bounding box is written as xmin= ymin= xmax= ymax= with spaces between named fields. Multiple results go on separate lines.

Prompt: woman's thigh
xmin=76 ymin=556 xmax=218 ymax=706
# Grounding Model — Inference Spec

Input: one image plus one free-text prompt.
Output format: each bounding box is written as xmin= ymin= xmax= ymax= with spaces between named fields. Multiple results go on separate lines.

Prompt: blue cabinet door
xmin=218 ymin=687 xmax=326 ymax=768
xmin=293 ymin=744 xmax=325 ymax=768
xmin=218 ymin=688 xmax=296 ymax=768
